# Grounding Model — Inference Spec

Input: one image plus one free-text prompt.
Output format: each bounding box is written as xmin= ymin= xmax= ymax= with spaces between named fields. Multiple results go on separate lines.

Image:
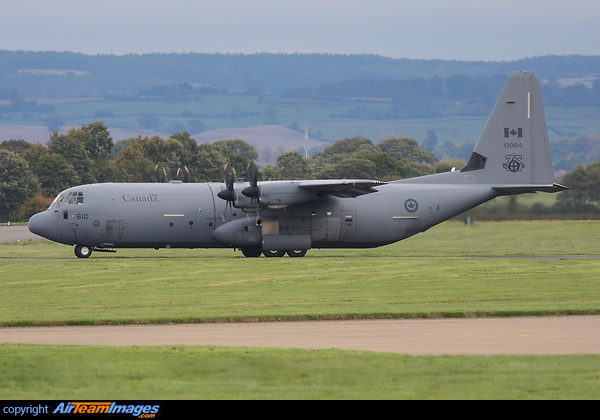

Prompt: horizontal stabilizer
xmin=493 ymin=183 xmax=568 ymax=195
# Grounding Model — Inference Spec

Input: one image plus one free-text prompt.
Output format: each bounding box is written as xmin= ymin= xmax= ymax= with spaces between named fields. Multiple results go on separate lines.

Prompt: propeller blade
xmin=242 ymin=161 xmax=260 ymax=198
xmin=217 ymin=164 xmax=237 ymax=202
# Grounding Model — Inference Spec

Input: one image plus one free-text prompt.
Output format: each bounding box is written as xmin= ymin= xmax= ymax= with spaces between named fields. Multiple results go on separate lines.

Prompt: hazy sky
xmin=2 ymin=0 xmax=599 ymax=61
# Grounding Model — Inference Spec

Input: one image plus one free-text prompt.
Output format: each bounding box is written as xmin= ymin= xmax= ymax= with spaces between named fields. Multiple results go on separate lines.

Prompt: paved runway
xmin=1 ymin=316 xmax=598 ymax=355
xmin=0 ymin=225 xmax=42 ymax=242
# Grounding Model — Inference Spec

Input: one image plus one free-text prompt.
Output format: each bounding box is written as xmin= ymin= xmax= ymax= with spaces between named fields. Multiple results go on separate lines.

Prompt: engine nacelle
xmin=254 ymin=181 xmax=318 ymax=209
xmin=233 ymin=193 xmax=265 ymax=212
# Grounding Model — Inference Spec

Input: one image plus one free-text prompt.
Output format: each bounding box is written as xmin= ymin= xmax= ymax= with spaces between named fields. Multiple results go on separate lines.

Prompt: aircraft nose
xmin=28 ymin=211 xmax=55 ymax=240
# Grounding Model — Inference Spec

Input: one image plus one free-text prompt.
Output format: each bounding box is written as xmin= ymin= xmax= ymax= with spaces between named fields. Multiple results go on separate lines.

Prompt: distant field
xmin=474 ymin=192 xmax=559 ymax=216
xmin=2 ymin=92 xmax=600 ymax=147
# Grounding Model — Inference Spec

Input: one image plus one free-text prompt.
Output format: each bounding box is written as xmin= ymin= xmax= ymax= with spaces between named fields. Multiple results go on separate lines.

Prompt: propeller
xmin=176 ymin=166 xmax=190 ymax=183
xmin=217 ymin=164 xmax=236 ymax=202
xmin=217 ymin=164 xmax=236 ymax=221
xmin=155 ymin=164 xmax=167 ymax=183
xmin=242 ymin=161 xmax=260 ymax=201
xmin=242 ymin=161 xmax=263 ymax=217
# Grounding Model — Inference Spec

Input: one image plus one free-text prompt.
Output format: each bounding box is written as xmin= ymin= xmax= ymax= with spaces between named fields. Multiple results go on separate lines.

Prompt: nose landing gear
xmin=74 ymin=245 xmax=116 ymax=258
xmin=74 ymin=244 xmax=92 ymax=258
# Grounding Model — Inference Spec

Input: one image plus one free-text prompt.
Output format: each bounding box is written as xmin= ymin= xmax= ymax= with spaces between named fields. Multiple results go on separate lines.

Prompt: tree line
xmin=1 ymin=121 xmax=599 ymax=222
xmin=0 ymin=121 xmax=442 ymax=222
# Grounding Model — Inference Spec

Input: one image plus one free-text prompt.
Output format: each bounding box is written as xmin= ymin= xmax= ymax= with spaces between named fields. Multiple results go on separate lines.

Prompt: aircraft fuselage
xmin=28 ymin=176 xmax=497 ymax=256
xmin=27 ymin=72 xmax=567 ymax=258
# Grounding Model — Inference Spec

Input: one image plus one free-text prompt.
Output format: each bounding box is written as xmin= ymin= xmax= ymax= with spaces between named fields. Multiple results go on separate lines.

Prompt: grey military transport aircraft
xmin=28 ymin=71 xmax=566 ymax=258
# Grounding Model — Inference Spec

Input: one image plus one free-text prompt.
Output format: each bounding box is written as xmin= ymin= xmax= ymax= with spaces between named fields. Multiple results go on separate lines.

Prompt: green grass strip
xmin=1 ymin=344 xmax=599 ymax=400
xmin=1 ymin=254 xmax=599 ymax=326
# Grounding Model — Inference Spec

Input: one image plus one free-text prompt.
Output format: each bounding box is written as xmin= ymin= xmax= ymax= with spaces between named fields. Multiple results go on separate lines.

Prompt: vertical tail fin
xmin=462 ymin=71 xmax=566 ymax=193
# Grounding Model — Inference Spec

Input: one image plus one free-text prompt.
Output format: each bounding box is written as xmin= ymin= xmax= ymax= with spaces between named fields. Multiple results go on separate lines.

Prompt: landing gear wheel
xmin=241 ymin=246 xmax=262 ymax=258
xmin=74 ymin=245 xmax=92 ymax=259
xmin=287 ymin=249 xmax=307 ymax=258
xmin=264 ymin=250 xmax=285 ymax=257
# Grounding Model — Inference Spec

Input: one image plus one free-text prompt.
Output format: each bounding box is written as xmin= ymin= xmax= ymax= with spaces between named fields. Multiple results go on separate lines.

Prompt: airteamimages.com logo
xmin=3 ymin=402 xmax=161 ymax=418
xmin=53 ymin=402 xmax=160 ymax=417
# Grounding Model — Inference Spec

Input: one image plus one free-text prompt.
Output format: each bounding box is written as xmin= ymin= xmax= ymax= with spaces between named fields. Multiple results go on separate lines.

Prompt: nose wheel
xmin=74 ymin=244 xmax=92 ymax=259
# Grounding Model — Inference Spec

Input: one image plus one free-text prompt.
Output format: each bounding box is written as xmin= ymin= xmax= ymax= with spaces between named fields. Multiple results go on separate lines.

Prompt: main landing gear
xmin=241 ymin=247 xmax=308 ymax=258
xmin=263 ymin=249 xmax=285 ymax=257
xmin=286 ymin=249 xmax=307 ymax=257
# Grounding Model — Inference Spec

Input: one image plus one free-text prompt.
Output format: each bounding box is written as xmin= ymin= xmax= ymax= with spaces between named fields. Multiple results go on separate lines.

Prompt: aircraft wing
xmin=298 ymin=180 xmax=387 ymax=198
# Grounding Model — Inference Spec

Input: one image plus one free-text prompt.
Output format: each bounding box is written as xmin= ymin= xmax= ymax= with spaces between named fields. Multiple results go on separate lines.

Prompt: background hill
xmin=2 ymin=51 xmax=600 ymax=96
xmin=1 ymin=51 xmax=600 ymax=170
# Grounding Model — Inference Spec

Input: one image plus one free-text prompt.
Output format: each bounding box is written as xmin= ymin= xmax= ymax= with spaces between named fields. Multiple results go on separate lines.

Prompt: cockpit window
xmin=50 ymin=192 xmax=83 ymax=209
xmin=66 ymin=191 xmax=84 ymax=205
xmin=50 ymin=194 xmax=64 ymax=210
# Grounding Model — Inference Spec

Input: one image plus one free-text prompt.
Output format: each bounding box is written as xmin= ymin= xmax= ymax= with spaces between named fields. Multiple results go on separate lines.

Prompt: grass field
xmin=1 ymin=220 xmax=599 ymax=326
xmin=1 ymin=247 xmax=599 ymax=326
xmin=2 ymin=345 xmax=599 ymax=400
xmin=1 ymin=220 xmax=599 ymax=399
